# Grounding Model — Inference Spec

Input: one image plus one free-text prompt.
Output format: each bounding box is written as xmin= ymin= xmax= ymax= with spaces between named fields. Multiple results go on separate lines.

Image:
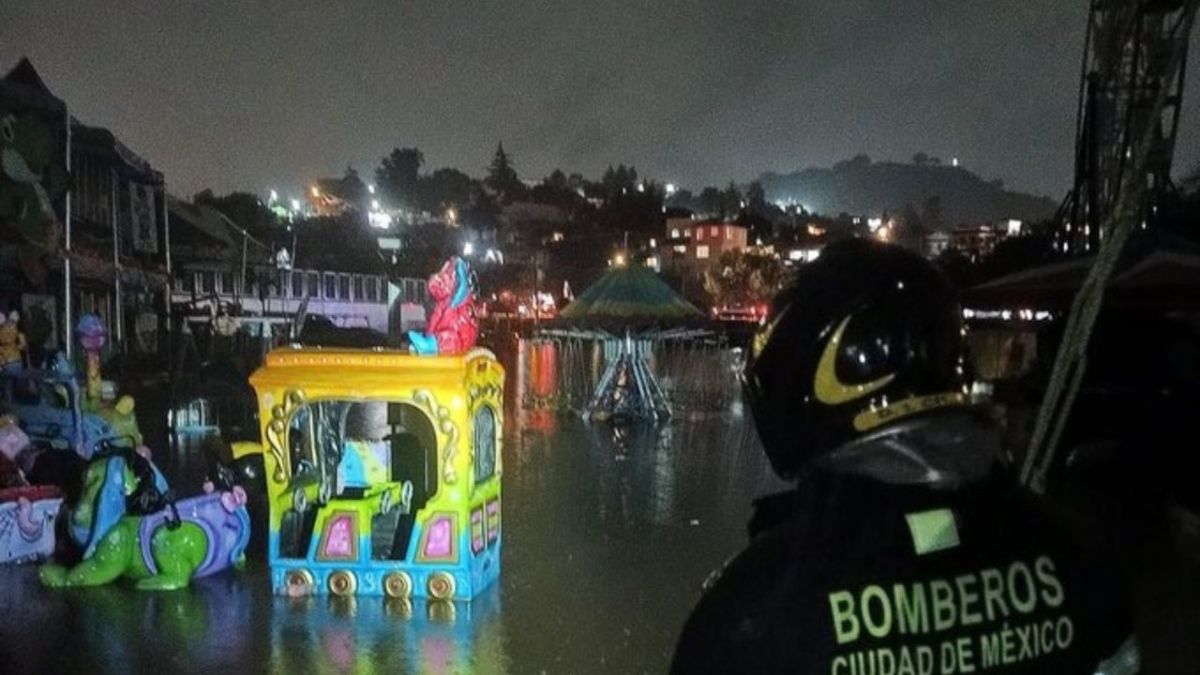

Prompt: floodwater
xmin=0 ymin=340 xmax=787 ymax=674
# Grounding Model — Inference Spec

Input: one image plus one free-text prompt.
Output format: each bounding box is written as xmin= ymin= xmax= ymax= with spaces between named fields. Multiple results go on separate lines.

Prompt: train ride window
xmin=285 ymin=400 xmax=437 ymax=504
xmin=474 ymin=406 xmax=497 ymax=483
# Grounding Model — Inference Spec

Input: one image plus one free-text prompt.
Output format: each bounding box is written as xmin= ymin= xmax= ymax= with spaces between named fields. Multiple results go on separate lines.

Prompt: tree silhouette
xmin=486 ymin=142 xmax=522 ymax=200
xmin=376 ymin=147 xmax=424 ymax=209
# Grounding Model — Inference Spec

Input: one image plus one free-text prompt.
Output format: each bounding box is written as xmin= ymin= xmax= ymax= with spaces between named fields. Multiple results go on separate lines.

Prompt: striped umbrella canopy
xmin=559 ymin=265 xmax=702 ymax=324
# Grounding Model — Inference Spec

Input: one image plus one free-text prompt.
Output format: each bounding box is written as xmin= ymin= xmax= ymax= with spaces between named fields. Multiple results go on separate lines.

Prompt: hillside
xmin=757 ymin=156 xmax=1059 ymax=226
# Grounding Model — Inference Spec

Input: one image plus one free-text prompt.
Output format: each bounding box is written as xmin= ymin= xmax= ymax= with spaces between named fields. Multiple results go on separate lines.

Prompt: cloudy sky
xmin=4 ymin=1 xmax=1199 ymax=200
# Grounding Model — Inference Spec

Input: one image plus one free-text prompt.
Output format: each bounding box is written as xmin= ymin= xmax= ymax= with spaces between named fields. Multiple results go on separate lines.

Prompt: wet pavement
xmin=0 ymin=380 xmax=784 ymax=674
xmin=3 ymin=339 xmax=1199 ymax=674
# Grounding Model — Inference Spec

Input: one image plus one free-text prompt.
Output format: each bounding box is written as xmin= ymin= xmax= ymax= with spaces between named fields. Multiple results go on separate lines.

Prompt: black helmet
xmin=743 ymin=239 xmax=968 ymax=479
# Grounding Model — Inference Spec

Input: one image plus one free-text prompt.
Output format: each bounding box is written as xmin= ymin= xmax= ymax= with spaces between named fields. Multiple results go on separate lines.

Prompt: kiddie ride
xmin=0 ymin=314 xmax=149 ymax=565
xmin=38 ymin=445 xmax=251 ymax=590
xmin=249 ymin=256 xmax=505 ymax=601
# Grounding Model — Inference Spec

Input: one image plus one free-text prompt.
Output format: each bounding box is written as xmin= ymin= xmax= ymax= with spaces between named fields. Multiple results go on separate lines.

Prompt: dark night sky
xmin=4 ymin=1 xmax=1199 ymax=201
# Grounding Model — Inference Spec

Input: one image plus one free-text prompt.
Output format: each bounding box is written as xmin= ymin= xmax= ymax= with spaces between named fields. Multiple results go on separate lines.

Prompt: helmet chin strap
xmin=812 ymin=411 xmax=999 ymax=488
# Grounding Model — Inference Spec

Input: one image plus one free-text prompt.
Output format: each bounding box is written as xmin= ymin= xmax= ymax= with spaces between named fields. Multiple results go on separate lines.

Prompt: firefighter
xmin=672 ymin=239 xmax=1134 ymax=674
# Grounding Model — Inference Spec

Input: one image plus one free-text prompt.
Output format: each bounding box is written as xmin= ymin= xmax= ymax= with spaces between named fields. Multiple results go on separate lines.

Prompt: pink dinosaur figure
xmin=408 ymin=256 xmax=478 ymax=356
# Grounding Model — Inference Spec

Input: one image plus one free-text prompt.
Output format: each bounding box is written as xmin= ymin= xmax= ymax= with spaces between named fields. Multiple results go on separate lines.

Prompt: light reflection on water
xmin=0 ymin=340 xmax=782 ymax=674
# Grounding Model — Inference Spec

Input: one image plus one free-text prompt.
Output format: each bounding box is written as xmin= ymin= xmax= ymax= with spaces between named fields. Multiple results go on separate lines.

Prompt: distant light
xmin=446 ymin=207 xmax=458 ymax=224
xmin=645 ymin=256 xmax=660 ymax=269
xmin=665 ymin=183 xmax=677 ymax=196
xmin=1006 ymin=219 xmax=1023 ymax=236
xmin=463 ymin=242 xmax=475 ymax=256
xmin=371 ymin=199 xmax=381 ymax=211
xmin=368 ymin=184 xmax=376 ymax=194
xmin=269 ymin=189 xmax=279 ymax=202
xmin=613 ymin=253 xmax=626 ymax=266
xmin=867 ymin=217 xmax=883 ymax=231
xmin=637 ymin=183 xmax=646 ymax=193
xmin=290 ymin=199 xmax=301 ymax=211
xmin=552 ymin=231 xmax=564 ymax=242
xmin=311 ymin=186 xmax=320 ymax=198
xmin=368 ymin=211 xmax=393 ymax=229
xmin=649 ymin=237 xmax=657 ymax=248
xmin=952 ymin=157 xmax=960 ymax=167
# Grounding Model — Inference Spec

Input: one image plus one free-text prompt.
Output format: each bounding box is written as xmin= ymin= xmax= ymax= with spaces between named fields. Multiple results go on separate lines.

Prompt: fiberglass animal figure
xmin=39 ymin=453 xmax=250 ymax=590
xmin=407 ymin=256 xmax=478 ymax=356
xmin=0 ymin=310 xmax=27 ymax=374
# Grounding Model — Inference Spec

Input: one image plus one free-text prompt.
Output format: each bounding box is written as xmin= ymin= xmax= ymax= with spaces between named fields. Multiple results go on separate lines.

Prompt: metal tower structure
xmin=1061 ymin=0 xmax=1198 ymax=254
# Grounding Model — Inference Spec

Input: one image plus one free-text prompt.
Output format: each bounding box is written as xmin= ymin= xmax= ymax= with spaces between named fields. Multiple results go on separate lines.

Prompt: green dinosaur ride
xmin=39 ymin=453 xmax=251 ymax=590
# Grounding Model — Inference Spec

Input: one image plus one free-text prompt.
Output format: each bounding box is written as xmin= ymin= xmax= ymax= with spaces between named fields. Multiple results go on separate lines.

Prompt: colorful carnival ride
xmin=39 ymin=448 xmax=251 ymax=589
xmin=248 ymin=256 xmax=505 ymax=601
xmin=249 ymin=347 xmax=505 ymax=601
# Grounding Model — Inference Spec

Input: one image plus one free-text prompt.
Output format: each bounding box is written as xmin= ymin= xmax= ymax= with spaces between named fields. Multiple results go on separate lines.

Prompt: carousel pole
xmin=63 ymin=105 xmax=73 ymax=361
xmin=111 ymin=167 xmax=123 ymax=346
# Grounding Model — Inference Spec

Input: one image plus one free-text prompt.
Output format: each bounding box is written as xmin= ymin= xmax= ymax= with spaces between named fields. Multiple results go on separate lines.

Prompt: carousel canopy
xmin=964 ymin=232 xmax=1200 ymax=311
xmin=559 ymin=265 xmax=702 ymax=324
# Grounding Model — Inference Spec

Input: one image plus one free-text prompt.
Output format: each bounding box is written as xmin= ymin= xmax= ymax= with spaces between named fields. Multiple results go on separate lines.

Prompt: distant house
xmin=924 ymin=231 xmax=951 ymax=258
xmin=662 ymin=221 xmax=749 ymax=276
xmin=689 ymin=222 xmax=748 ymax=262
xmin=664 ymin=207 xmax=696 ymax=241
xmin=950 ymin=225 xmax=1003 ymax=261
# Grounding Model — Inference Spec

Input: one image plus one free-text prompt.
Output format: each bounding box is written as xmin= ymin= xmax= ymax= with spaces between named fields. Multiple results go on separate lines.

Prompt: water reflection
xmin=269 ymin=590 xmax=507 ymax=675
xmin=0 ymin=338 xmax=779 ymax=675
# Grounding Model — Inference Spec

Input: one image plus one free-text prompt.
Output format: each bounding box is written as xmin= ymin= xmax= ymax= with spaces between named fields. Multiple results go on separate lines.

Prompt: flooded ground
xmin=0 ymin=341 xmax=786 ymax=675
xmin=2 ymin=338 xmax=1198 ymax=673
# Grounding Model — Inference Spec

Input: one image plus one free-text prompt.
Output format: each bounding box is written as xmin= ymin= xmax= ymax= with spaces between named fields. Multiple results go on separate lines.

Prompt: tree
xmin=746 ymin=181 xmax=768 ymax=214
xmin=702 ymin=250 xmax=791 ymax=308
xmin=600 ymin=164 xmax=639 ymax=202
xmin=544 ymin=169 xmax=569 ymax=191
xmin=913 ymin=152 xmax=930 ymax=167
xmin=699 ymin=187 xmax=724 ymax=216
xmin=420 ymin=167 xmax=473 ymax=213
xmin=486 ymin=142 xmax=522 ymax=200
xmin=393 ymin=221 xmax=460 ymax=277
xmin=376 ymin=147 xmax=424 ymax=209
xmin=193 ymin=190 xmax=280 ymax=242
xmin=721 ymin=181 xmax=743 ymax=219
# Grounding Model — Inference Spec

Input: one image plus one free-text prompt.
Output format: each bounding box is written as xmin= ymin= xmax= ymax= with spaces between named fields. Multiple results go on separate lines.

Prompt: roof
xmin=965 ymin=233 xmax=1200 ymax=310
xmin=248 ymin=346 xmax=499 ymax=393
xmin=0 ymin=58 xmax=65 ymax=113
xmin=72 ymin=125 xmax=161 ymax=181
xmin=168 ymin=197 xmax=239 ymax=247
xmin=559 ymin=265 xmax=702 ymax=324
